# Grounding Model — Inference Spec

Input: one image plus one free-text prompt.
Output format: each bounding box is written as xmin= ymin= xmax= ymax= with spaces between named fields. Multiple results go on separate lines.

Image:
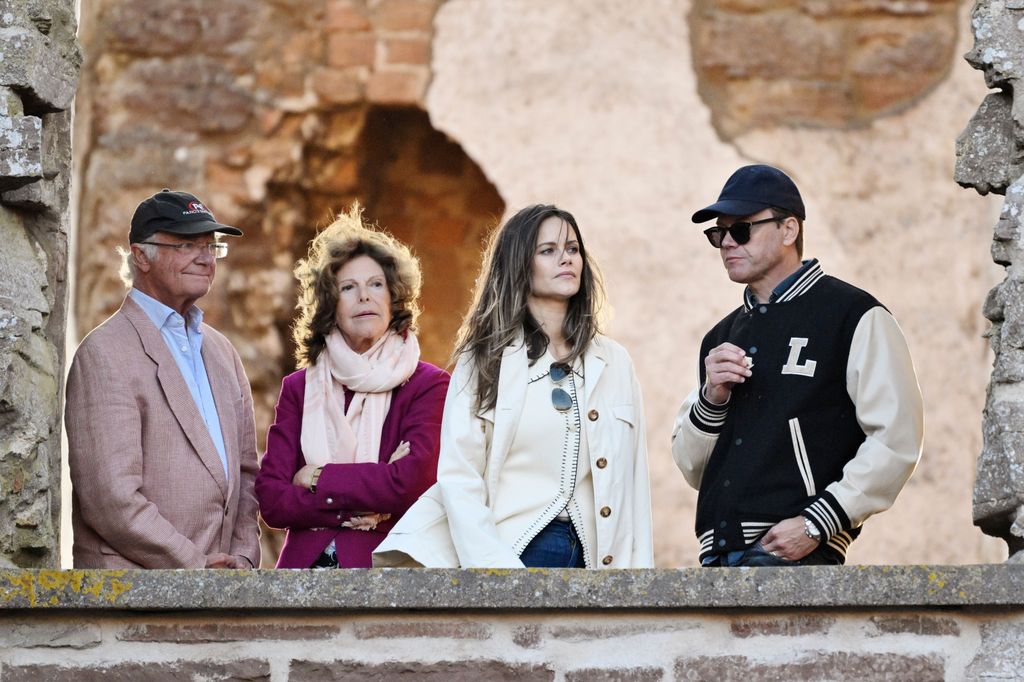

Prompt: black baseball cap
xmin=691 ymin=164 xmax=805 ymax=223
xmin=129 ymin=189 xmax=243 ymax=244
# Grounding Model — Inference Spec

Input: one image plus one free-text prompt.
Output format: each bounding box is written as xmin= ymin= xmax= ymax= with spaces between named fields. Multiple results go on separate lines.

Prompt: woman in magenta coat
xmin=256 ymin=205 xmax=449 ymax=568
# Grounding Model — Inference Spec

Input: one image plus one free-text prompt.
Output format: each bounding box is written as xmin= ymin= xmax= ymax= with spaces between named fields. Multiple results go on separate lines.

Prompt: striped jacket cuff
xmin=802 ymin=492 xmax=851 ymax=542
xmin=688 ymin=387 xmax=729 ymax=434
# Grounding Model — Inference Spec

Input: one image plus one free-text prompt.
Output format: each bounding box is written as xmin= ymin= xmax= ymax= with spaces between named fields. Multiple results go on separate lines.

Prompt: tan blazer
xmin=374 ymin=334 xmax=654 ymax=568
xmin=66 ymin=295 xmax=260 ymax=568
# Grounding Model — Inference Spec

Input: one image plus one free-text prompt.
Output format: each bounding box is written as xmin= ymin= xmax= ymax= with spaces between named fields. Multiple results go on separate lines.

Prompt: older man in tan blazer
xmin=66 ymin=189 xmax=260 ymax=568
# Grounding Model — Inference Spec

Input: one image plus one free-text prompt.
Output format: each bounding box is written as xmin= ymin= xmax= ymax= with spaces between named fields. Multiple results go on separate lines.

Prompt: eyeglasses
xmin=140 ymin=241 xmax=229 ymax=259
xmin=703 ymin=217 xmax=779 ymax=248
xmin=550 ymin=362 xmax=574 ymax=412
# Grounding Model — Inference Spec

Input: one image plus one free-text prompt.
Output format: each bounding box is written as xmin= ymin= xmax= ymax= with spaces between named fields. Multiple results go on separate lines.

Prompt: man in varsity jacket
xmin=671 ymin=164 xmax=924 ymax=566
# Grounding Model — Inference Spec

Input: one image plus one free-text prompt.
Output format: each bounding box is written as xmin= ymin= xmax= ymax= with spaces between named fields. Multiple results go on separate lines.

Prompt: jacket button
xmin=596 ymin=457 xmax=608 ymax=469
xmin=588 ymin=409 xmax=599 ymax=421
xmin=602 ymin=555 xmax=613 ymax=565
xmin=600 ymin=506 xmax=611 ymax=518
xmin=326 ymin=497 xmax=334 ymax=505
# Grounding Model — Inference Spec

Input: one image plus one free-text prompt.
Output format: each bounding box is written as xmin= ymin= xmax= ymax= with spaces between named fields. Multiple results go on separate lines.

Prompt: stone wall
xmin=956 ymin=0 xmax=1024 ymax=562
xmin=0 ymin=566 xmax=1022 ymax=679
xmin=0 ymin=0 xmax=80 ymax=568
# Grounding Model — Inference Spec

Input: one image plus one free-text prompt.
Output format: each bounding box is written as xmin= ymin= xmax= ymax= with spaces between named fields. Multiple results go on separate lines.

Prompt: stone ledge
xmin=1 ymin=565 xmax=1022 ymax=611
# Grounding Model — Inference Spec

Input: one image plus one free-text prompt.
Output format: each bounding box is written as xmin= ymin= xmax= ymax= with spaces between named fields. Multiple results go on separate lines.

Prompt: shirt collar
xmin=130 ymin=288 xmax=204 ymax=332
xmin=743 ymin=258 xmax=823 ymax=310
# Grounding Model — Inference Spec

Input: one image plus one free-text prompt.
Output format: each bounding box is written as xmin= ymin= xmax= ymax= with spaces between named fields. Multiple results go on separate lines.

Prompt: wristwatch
xmin=803 ymin=517 xmax=822 ymax=543
xmin=309 ymin=467 xmax=323 ymax=494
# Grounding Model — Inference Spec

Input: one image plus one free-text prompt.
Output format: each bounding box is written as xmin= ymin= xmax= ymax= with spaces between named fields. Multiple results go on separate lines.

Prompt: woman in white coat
xmin=374 ymin=204 xmax=654 ymax=568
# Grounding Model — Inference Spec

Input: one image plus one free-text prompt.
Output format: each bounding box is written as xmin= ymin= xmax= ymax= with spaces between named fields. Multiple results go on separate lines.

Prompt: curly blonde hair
xmin=292 ymin=204 xmax=422 ymax=367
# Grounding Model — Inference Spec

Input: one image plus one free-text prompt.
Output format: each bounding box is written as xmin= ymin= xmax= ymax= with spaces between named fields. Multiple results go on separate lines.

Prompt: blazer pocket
xmin=612 ymin=404 xmax=636 ymax=428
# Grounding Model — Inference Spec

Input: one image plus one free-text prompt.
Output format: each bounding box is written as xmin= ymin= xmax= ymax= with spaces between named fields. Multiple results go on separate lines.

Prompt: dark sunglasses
xmin=550 ymin=362 xmax=573 ymax=412
xmin=703 ymin=217 xmax=779 ymax=248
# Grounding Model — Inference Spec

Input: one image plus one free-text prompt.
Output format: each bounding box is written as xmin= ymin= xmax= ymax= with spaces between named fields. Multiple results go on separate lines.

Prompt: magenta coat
xmin=256 ymin=362 xmax=449 ymax=568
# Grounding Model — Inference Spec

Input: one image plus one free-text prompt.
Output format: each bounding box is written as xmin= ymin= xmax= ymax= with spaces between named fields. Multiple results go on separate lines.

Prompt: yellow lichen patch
xmin=477 ymin=569 xmax=513 ymax=576
xmin=0 ymin=571 xmax=133 ymax=608
xmin=0 ymin=572 xmax=38 ymax=607
xmin=927 ymin=572 xmax=947 ymax=590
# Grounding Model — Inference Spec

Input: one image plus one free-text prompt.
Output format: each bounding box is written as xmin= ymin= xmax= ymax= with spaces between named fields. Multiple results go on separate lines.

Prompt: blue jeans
xmin=519 ymin=519 xmax=586 ymax=568
xmin=702 ymin=540 xmax=843 ymax=567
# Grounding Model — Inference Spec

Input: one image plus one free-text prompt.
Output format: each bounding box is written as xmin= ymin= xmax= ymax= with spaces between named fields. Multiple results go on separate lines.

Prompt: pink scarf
xmin=301 ymin=328 xmax=420 ymax=468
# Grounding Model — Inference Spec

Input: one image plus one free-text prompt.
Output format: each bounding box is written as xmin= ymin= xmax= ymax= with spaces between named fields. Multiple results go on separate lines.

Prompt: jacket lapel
xmin=583 ymin=336 xmax=607 ymax=408
xmin=122 ymin=296 xmax=229 ymax=498
xmin=486 ymin=340 xmax=528 ymax=492
xmin=202 ymin=337 xmax=238 ymax=498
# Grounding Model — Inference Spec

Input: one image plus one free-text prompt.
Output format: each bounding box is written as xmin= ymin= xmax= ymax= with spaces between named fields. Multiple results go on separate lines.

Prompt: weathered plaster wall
xmin=0 ymin=0 xmax=80 ymax=568
xmin=425 ymin=0 xmax=1006 ymax=567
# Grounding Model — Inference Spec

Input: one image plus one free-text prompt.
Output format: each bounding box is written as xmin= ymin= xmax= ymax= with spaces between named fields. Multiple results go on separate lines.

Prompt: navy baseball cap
xmin=691 ymin=164 xmax=805 ymax=223
xmin=129 ymin=189 xmax=243 ymax=243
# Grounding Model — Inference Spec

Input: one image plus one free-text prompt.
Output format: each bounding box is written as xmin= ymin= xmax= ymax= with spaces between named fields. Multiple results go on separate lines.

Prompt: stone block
xmin=352 ymin=621 xmax=491 ymax=639
xmin=550 ymin=623 xmax=690 ymax=641
xmin=801 ymin=0 xmax=950 ymax=16
xmin=694 ymin=13 xmax=845 ymax=81
xmin=327 ymin=0 xmax=371 ymax=31
xmin=2 ymin=660 xmax=271 ymax=681
xmin=371 ymin=0 xmax=437 ymax=32
xmin=366 ymin=70 xmax=428 ymax=104
xmin=675 ymin=652 xmax=945 ymax=680
xmin=117 ymin=622 xmax=339 ymax=642
xmin=730 ymin=614 xmax=835 ymax=637
xmin=0 ymin=621 xmax=101 ymax=648
xmin=327 ymin=34 xmax=376 ymax=68
xmin=117 ymin=57 xmax=253 ymax=134
xmin=512 ymin=624 xmax=541 ymax=649
xmin=565 ymin=668 xmax=664 ymax=682
xmin=0 ymin=114 xmax=43 ymax=191
xmin=955 ymin=91 xmax=1023 ymax=195
xmin=0 ymin=26 xmax=80 ymax=111
xmin=867 ymin=615 xmax=960 ymax=636
xmin=3 ymin=109 xmax=72 ymax=213
xmin=383 ymin=37 xmax=431 ymax=65
xmin=289 ymin=661 xmax=554 ymax=681
xmin=965 ymin=617 xmax=1024 ymax=680
xmin=101 ymin=0 xmax=260 ymax=56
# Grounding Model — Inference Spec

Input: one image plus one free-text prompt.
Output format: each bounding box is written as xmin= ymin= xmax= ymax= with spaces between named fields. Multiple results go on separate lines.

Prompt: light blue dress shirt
xmin=130 ymin=288 xmax=230 ymax=481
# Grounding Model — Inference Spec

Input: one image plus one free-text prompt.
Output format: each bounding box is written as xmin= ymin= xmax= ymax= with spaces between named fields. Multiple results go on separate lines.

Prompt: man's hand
xmin=703 ymin=342 xmax=752 ymax=405
xmin=205 ymin=552 xmax=239 ymax=568
xmin=292 ymin=463 xmax=320 ymax=489
xmin=759 ymin=516 xmax=819 ymax=562
xmin=206 ymin=553 xmax=251 ymax=569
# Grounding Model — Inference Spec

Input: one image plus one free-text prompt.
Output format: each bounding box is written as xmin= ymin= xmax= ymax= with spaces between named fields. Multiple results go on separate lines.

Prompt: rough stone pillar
xmin=0 ymin=0 xmax=81 ymax=568
xmin=956 ymin=0 xmax=1024 ymax=562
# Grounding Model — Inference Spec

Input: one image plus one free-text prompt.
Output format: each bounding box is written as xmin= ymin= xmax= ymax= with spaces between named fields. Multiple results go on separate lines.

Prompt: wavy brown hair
xmin=454 ymin=204 xmax=605 ymax=414
xmin=292 ymin=204 xmax=422 ymax=368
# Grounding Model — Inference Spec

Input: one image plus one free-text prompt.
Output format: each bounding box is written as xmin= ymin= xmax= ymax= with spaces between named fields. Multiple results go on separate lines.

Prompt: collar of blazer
xmin=485 ymin=334 xmax=609 ymax=491
xmin=120 ymin=295 xmax=232 ymax=498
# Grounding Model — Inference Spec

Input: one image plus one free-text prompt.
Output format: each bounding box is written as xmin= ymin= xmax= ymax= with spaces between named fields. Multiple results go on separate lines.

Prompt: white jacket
xmin=373 ymin=335 xmax=654 ymax=568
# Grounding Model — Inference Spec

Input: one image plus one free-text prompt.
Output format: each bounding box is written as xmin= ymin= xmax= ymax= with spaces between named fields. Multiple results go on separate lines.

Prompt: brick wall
xmin=0 ymin=566 xmax=1022 ymax=680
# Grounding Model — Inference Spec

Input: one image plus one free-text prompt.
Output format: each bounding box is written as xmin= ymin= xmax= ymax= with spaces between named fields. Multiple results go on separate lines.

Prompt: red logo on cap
xmin=183 ymin=201 xmax=213 ymax=217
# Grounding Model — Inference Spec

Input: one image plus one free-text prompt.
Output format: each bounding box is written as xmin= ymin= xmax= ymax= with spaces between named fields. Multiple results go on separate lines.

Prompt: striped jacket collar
xmin=743 ymin=258 xmax=824 ymax=311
